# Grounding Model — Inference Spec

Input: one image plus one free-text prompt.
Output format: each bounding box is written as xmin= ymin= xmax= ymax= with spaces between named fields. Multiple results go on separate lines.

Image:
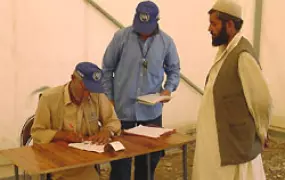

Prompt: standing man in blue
xmin=102 ymin=1 xmax=180 ymax=180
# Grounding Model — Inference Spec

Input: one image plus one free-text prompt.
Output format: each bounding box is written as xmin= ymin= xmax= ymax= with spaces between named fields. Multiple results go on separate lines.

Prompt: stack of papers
xmin=137 ymin=93 xmax=171 ymax=105
xmin=68 ymin=141 xmax=125 ymax=153
xmin=124 ymin=125 xmax=175 ymax=138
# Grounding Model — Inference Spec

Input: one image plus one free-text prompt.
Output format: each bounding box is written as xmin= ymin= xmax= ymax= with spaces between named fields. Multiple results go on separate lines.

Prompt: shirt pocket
xmin=147 ymin=59 xmax=164 ymax=78
xmin=84 ymin=107 xmax=99 ymax=135
xmin=88 ymin=117 xmax=99 ymax=135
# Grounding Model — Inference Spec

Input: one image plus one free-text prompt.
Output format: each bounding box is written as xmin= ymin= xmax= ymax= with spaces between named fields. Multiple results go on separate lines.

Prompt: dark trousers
xmin=110 ymin=115 xmax=164 ymax=180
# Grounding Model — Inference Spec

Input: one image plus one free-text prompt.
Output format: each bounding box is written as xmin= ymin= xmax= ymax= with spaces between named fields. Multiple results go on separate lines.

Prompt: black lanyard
xmin=138 ymin=37 xmax=155 ymax=69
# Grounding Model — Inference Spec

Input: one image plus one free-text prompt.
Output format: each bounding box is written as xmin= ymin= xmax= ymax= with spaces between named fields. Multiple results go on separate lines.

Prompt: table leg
xmin=146 ymin=153 xmax=151 ymax=180
xmin=182 ymin=144 xmax=188 ymax=180
xmin=14 ymin=165 xmax=19 ymax=180
xmin=40 ymin=174 xmax=46 ymax=180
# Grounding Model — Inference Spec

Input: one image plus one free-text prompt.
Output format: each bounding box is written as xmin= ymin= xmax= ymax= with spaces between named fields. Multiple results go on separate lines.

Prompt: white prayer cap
xmin=211 ymin=0 xmax=242 ymax=19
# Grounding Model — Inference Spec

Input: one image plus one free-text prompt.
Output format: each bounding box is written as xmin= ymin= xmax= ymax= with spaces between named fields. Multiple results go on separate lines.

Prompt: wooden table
xmin=0 ymin=132 xmax=193 ymax=180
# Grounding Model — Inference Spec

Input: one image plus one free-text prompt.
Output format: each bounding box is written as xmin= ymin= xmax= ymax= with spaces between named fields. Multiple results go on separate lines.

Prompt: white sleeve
xmin=238 ymin=52 xmax=272 ymax=144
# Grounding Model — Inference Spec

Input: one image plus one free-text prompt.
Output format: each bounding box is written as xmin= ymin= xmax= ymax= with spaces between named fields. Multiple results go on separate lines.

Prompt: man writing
xmin=31 ymin=62 xmax=121 ymax=180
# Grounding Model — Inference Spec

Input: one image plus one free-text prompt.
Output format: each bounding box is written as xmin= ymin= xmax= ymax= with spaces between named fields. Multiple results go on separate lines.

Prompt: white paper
xmin=68 ymin=141 xmax=125 ymax=153
xmin=109 ymin=141 xmax=125 ymax=151
xmin=124 ymin=125 xmax=174 ymax=138
xmin=137 ymin=93 xmax=171 ymax=105
xmin=68 ymin=141 xmax=105 ymax=153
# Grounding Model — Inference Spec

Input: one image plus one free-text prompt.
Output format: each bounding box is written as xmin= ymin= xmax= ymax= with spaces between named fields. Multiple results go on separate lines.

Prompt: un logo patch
xmin=92 ymin=71 xmax=102 ymax=81
xmin=139 ymin=13 xmax=150 ymax=22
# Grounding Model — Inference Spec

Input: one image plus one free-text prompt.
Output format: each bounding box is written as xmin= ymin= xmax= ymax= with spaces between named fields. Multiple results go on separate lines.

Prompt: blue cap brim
xmin=83 ymin=79 xmax=105 ymax=93
xmin=133 ymin=17 xmax=157 ymax=35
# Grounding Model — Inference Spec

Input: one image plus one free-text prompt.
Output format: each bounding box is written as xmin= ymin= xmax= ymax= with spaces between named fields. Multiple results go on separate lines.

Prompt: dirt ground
xmin=100 ymin=133 xmax=285 ymax=180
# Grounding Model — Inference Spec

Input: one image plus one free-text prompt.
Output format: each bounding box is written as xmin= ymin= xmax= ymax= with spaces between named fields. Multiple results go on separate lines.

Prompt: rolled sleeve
xmin=238 ymin=52 xmax=273 ymax=144
xmin=163 ymin=38 xmax=181 ymax=92
xmin=102 ymin=31 xmax=122 ymax=100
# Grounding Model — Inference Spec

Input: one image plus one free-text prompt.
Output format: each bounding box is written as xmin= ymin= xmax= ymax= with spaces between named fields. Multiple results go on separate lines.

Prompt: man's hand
xmin=54 ymin=140 xmax=69 ymax=146
xmin=53 ymin=131 xmax=83 ymax=143
xmin=262 ymin=135 xmax=270 ymax=150
xmin=160 ymin=89 xmax=171 ymax=103
xmin=88 ymin=129 xmax=111 ymax=145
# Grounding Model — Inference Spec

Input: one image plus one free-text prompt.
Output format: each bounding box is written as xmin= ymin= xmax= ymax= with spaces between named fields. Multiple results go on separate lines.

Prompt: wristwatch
xmin=109 ymin=129 xmax=115 ymax=137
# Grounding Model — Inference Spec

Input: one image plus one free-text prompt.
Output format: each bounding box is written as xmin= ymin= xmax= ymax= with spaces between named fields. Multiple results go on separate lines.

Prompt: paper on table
xmin=137 ymin=93 xmax=171 ymax=105
xmin=68 ymin=141 xmax=125 ymax=153
xmin=68 ymin=141 xmax=105 ymax=153
xmin=124 ymin=125 xmax=175 ymax=138
xmin=109 ymin=141 xmax=125 ymax=151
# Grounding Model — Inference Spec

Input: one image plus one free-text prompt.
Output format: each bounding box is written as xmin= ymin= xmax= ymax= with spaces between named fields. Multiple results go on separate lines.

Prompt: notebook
xmin=124 ymin=125 xmax=175 ymax=138
xmin=68 ymin=141 xmax=125 ymax=153
xmin=137 ymin=93 xmax=172 ymax=105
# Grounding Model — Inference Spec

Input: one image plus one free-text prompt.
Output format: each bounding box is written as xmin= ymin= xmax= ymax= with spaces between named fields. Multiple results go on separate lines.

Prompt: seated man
xmin=31 ymin=62 xmax=121 ymax=180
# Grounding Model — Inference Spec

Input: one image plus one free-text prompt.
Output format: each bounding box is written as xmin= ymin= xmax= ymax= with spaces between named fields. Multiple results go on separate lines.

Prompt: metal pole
xmin=146 ymin=154 xmax=151 ymax=180
xmin=85 ymin=0 xmax=124 ymax=29
xmin=182 ymin=144 xmax=188 ymax=180
xmin=40 ymin=174 xmax=46 ymax=180
xmin=14 ymin=165 xmax=19 ymax=180
xmin=253 ymin=0 xmax=264 ymax=60
xmin=180 ymin=74 xmax=203 ymax=95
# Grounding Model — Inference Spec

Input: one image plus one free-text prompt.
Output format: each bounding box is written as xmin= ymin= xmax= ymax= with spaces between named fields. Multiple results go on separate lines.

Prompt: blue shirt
xmin=102 ymin=26 xmax=180 ymax=121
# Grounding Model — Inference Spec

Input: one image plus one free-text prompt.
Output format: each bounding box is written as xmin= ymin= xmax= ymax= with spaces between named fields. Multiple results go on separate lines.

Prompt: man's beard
xmin=211 ymin=24 xmax=229 ymax=46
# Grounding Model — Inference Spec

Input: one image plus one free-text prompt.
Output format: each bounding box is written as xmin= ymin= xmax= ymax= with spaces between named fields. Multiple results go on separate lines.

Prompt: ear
xmin=71 ymin=74 xmax=75 ymax=80
xmin=224 ymin=20 xmax=233 ymax=35
xmin=227 ymin=20 xmax=235 ymax=31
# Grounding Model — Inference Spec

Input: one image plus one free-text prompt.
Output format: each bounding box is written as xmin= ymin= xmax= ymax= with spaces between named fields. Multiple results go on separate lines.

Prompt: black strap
xmin=137 ymin=37 xmax=155 ymax=68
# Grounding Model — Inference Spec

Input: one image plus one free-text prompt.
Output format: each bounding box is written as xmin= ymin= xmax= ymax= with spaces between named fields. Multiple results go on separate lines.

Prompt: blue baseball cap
xmin=75 ymin=62 xmax=105 ymax=93
xmin=133 ymin=1 xmax=159 ymax=35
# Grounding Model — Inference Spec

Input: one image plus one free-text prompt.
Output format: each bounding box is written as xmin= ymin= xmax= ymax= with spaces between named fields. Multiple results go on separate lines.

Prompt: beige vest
xmin=207 ymin=37 xmax=262 ymax=166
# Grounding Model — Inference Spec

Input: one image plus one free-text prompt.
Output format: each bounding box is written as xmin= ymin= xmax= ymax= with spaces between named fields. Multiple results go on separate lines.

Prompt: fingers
xmin=71 ymin=133 xmax=82 ymax=143
xmin=160 ymin=89 xmax=171 ymax=96
xmin=95 ymin=137 xmax=104 ymax=145
xmin=88 ymin=135 xmax=98 ymax=143
xmin=89 ymin=133 xmax=110 ymax=145
xmin=77 ymin=133 xmax=84 ymax=142
xmin=88 ymin=135 xmax=101 ymax=144
xmin=67 ymin=132 xmax=84 ymax=143
xmin=91 ymin=136 xmax=107 ymax=145
xmin=55 ymin=141 xmax=68 ymax=146
xmin=161 ymin=100 xmax=170 ymax=103
xmin=159 ymin=90 xmax=171 ymax=103
xmin=97 ymin=136 xmax=109 ymax=145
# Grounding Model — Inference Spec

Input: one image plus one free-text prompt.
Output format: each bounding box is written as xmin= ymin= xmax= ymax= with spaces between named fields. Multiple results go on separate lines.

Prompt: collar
xmin=215 ymin=32 xmax=242 ymax=63
xmin=64 ymin=83 xmax=72 ymax=106
xmin=220 ymin=32 xmax=242 ymax=54
xmin=64 ymin=83 xmax=92 ymax=106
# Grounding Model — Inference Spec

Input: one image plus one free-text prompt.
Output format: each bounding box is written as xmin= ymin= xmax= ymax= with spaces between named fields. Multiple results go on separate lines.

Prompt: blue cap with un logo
xmin=75 ymin=62 xmax=104 ymax=93
xmin=133 ymin=1 xmax=159 ymax=35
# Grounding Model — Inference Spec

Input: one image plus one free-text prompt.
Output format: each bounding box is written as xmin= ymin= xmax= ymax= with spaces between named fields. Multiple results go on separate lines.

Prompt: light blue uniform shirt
xmin=102 ymin=26 xmax=180 ymax=121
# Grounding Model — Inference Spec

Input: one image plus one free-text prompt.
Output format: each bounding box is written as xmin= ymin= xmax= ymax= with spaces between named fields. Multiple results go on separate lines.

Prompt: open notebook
xmin=137 ymin=93 xmax=171 ymax=105
xmin=68 ymin=141 xmax=125 ymax=153
xmin=124 ymin=125 xmax=175 ymax=138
